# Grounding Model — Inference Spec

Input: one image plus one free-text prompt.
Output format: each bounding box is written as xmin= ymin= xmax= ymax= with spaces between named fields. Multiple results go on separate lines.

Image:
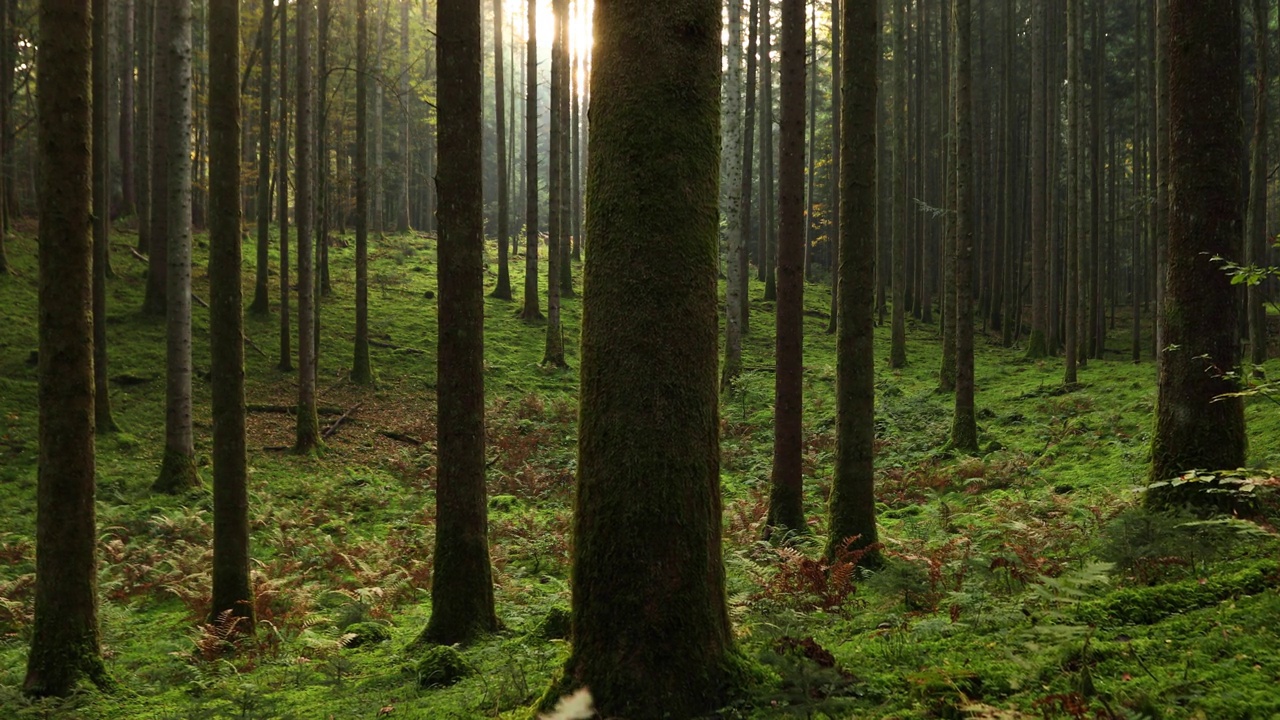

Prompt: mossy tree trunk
xmin=249 ymin=0 xmax=273 ymax=316
xmin=24 ymin=0 xmax=108 ymax=695
xmin=421 ymin=0 xmax=498 ymax=647
xmin=295 ymin=0 xmax=320 ymax=454
xmin=722 ymin=0 xmax=746 ymax=393
xmin=766 ymin=0 xmax=807 ymax=538
xmin=154 ymin=0 xmax=199 ymax=495
xmin=92 ymin=0 xmax=116 ymax=433
xmin=1148 ymin=0 xmax=1247 ymax=495
xmin=519 ymin=0 xmax=542 ymax=322
xmin=557 ymin=0 xmax=741 ymax=715
xmin=542 ymin=0 xmax=567 ymax=367
xmin=1025 ymin=0 xmax=1048 ymax=359
xmin=950 ymin=0 xmax=977 ymax=454
xmin=826 ymin=0 xmax=880 ymax=564
xmin=208 ymin=0 xmax=253 ymax=626
xmin=352 ymin=0 xmax=373 ymax=384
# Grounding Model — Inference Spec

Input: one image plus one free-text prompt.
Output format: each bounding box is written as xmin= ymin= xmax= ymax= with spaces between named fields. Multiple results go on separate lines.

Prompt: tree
xmin=1064 ymin=0 xmax=1080 ymax=384
xmin=889 ymin=0 xmax=907 ymax=369
xmin=490 ymin=0 xmax=512 ymax=300
xmin=519 ymin=0 xmax=543 ymax=322
xmin=766 ymin=0 xmax=807 ymax=537
xmin=92 ymin=0 xmax=116 ymax=433
xmin=153 ymin=0 xmax=199 ymax=494
xmin=142 ymin=0 xmax=172 ymax=318
xmin=1148 ymin=0 xmax=1247 ymax=499
xmin=741 ymin=0 xmax=759 ymax=336
xmin=278 ymin=0 xmax=292 ymax=372
xmin=295 ymin=0 xmax=320 ymax=454
xmin=249 ymin=0 xmax=273 ymax=316
xmin=949 ymin=0 xmax=977 ymax=453
xmin=552 ymin=0 xmax=743 ymax=714
xmin=24 ymin=0 xmax=109 ymax=695
xmin=542 ymin=0 xmax=568 ymax=367
xmin=759 ymin=0 xmax=776 ymax=300
xmin=1025 ymin=0 xmax=1048 ymax=359
xmin=1246 ymin=0 xmax=1269 ymax=367
xmin=420 ymin=0 xmax=499 ymax=647
xmin=826 ymin=0 xmax=880 ymax=564
xmin=825 ymin=0 xmax=840 ymax=335
xmin=134 ymin=0 xmax=153 ymax=256
xmin=208 ymin=0 xmax=252 ymax=625
xmin=352 ymin=0 xmax=373 ymax=384
xmin=722 ymin=0 xmax=746 ymax=391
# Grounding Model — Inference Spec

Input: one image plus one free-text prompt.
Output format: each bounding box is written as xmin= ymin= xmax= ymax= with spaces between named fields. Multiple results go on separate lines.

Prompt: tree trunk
xmin=760 ymin=0 xmax=776 ymax=301
xmin=827 ymin=0 xmax=881 ymax=564
xmin=1149 ymin=0 xmax=1247 ymax=498
xmin=939 ymin=0 xmax=956 ymax=392
xmin=398 ymin=0 xmax=411 ymax=232
xmin=542 ymin=0 xmax=567 ymax=366
xmin=154 ymin=0 xmax=199 ymax=494
xmin=722 ymin=0 xmax=746 ymax=391
xmin=278 ymin=0 xmax=293 ymax=372
xmin=825 ymin=0 xmax=840 ymax=335
xmin=142 ymin=0 xmax=172 ymax=317
xmin=1065 ymin=0 xmax=1080 ymax=384
xmin=208 ymin=0 xmax=253 ymax=626
xmin=295 ymin=0 xmax=319 ymax=454
xmin=490 ymin=0 xmax=511 ymax=299
xmin=1247 ymin=0 xmax=1269 ymax=367
xmin=766 ymin=0 xmax=807 ymax=537
xmin=420 ymin=0 xmax=498 ymax=646
xmin=250 ymin=0 xmax=273 ymax=315
xmin=950 ymin=0 xmax=977 ymax=453
xmin=1025 ymin=0 xmax=1049 ymax=358
xmin=742 ymin=0 xmax=759 ymax=335
xmin=92 ymin=0 xmax=116 ymax=433
xmin=352 ymin=0 xmax=373 ymax=384
xmin=519 ymin=0 xmax=543 ymax=321
xmin=804 ymin=1 xmax=816 ymax=281
xmin=134 ymin=0 xmax=153 ymax=254
xmin=317 ymin=0 xmax=332 ymax=301
xmin=119 ymin=0 xmax=136 ymax=218
xmin=24 ymin=0 xmax=107 ymax=695
xmin=890 ymin=0 xmax=908 ymax=369
xmin=554 ymin=0 xmax=741 ymax=713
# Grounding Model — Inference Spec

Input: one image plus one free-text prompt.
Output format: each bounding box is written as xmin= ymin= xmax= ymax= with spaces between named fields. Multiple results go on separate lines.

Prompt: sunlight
xmin=511 ymin=0 xmax=593 ymax=59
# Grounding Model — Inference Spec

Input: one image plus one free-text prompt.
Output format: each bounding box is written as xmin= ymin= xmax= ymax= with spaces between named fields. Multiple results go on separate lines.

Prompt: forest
xmin=1 ymin=0 xmax=1279 ymax=718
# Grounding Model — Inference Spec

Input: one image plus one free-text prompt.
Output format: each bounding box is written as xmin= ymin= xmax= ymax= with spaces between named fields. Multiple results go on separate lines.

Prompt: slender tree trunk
xmin=0 ymin=0 xmax=6 ymax=273
xmin=421 ymin=0 xmax=498 ymax=646
xmin=557 ymin=25 xmax=575 ymax=302
xmin=398 ymin=0 xmax=411 ymax=232
xmin=1089 ymin=0 xmax=1103 ymax=360
xmin=317 ymin=0 xmax=332 ymax=301
xmin=352 ymin=0 xmax=373 ymax=384
xmin=1 ymin=0 xmax=16 ymax=226
xmin=1065 ymin=0 xmax=1080 ymax=384
xmin=519 ymin=0 xmax=543 ymax=321
xmin=571 ymin=26 xmax=582 ymax=262
xmin=134 ymin=0 xmax=153 ymax=254
xmin=208 ymin=0 xmax=252 ymax=625
xmin=1025 ymin=0 xmax=1049 ymax=358
xmin=803 ymin=0 xmax=816 ymax=281
xmin=1247 ymin=0 xmax=1269 ymax=367
xmin=142 ymin=0 xmax=172 ymax=317
xmin=251 ymin=1 xmax=273 ymax=315
xmin=939 ymin=0 xmax=956 ymax=392
xmin=278 ymin=0 xmax=293 ymax=372
xmin=92 ymin=0 xmax=116 ymax=433
xmin=295 ymin=0 xmax=320 ymax=453
xmin=825 ymin=0 xmax=840 ymax=335
xmin=1154 ymin=0 xmax=1169 ymax=361
xmin=543 ymin=0 xmax=568 ymax=366
xmin=766 ymin=0 xmax=807 ymax=537
xmin=722 ymin=0 xmax=746 ymax=391
xmin=890 ymin=0 xmax=907 ymax=369
xmin=119 ymin=0 xmax=136 ymax=218
xmin=556 ymin=0 xmax=740 ymax=712
xmin=827 ymin=0 xmax=880 ymax=564
xmin=491 ymin=0 xmax=512 ymax=299
xmin=742 ymin=0 xmax=759 ymax=335
xmin=760 ymin=0 xmax=776 ymax=300
xmin=951 ymin=0 xmax=977 ymax=452
xmin=24 ymin=0 xmax=107 ymax=694
xmin=1149 ymin=0 xmax=1246 ymax=499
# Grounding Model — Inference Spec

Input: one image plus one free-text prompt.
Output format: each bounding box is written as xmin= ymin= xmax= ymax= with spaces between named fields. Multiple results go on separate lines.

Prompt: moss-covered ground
xmin=1 ymin=225 xmax=1278 ymax=719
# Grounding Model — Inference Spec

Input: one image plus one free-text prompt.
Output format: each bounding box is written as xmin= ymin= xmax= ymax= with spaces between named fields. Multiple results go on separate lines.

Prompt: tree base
xmin=152 ymin=447 xmax=200 ymax=494
xmin=1024 ymin=329 xmax=1049 ymax=359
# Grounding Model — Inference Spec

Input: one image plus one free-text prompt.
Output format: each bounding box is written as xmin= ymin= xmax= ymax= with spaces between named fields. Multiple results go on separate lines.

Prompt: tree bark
xmin=889 ymin=0 xmax=907 ymax=369
xmin=1025 ymin=0 xmax=1049 ymax=358
xmin=420 ymin=0 xmax=498 ymax=646
xmin=554 ymin=0 xmax=741 ymax=713
xmin=950 ymin=0 xmax=977 ymax=453
xmin=24 ymin=0 xmax=108 ymax=695
xmin=250 ymin=0 xmax=273 ymax=315
xmin=825 ymin=0 xmax=840 ymax=335
xmin=92 ymin=0 xmax=116 ymax=433
xmin=519 ymin=0 xmax=543 ymax=321
xmin=134 ymin=0 xmax=153 ymax=254
xmin=543 ymin=0 xmax=568 ymax=367
xmin=1149 ymin=0 xmax=1247 ymax=497
xmin=352 ymin=0 xmax=373 ymax=384
xmin=490 ymin=0 xmax=512 ymax=299
xmin=1065 ymin=0 xmax=1080 ymax=384
xmin=760 ymin=0 xmax=776 ymax=301
xmin=119 ymin=0 xmax=136 ymax=218
xmin=278 ymin=0 xmax=292 ymax=372
xmin=742 ymin=0 xmax=759 ymax=335
xmin=142 ymin=0 xmax=172 ymax=317
xmin=722 ymin=0 xmax=746 ymax=391
xmin=295 ymin=0 xmax=319 ymax=454
xmin=1247 ymin=0 xmax=1269 ymax=367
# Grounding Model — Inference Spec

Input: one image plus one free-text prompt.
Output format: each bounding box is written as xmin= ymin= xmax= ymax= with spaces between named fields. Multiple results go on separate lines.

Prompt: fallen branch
xmin=380 ymin=430 xmax=423 ymax=446
xmin=369 ymin=339 xmax=426 ymax=355
xmin=248 ymin=403 xmax=345 ymax=416
xmin=323 ymin=402 xmax=363 ymax=440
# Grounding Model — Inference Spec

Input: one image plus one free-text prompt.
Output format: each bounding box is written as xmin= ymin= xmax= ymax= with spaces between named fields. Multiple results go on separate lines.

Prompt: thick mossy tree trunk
xmin=420 ymin=0 xmax=498 ymax=647
xmin=553 ymin=0 xmax=743 ymax=715
xmin=766 ymin=0 xmax=807 ymax=538
xmin=208 ymin=0 xmax=253 ymax=626
xmin=295 ymin=0 xmax=320 ymax=454
xmin=490 ymin=0 xmax=511 ymax=300
xmin=24 ymin=0 xmax=109 ymax=696
xmin=519 ymin=0 xmax=542 ymax=322
xmin=722 ymin=0 xmax=746 ymax=392
xmin=825 ymin=0 xmax=880 ymax=565
xmin=1148 ymin=0 xmax=1246 ymax=498
xmin=250 ymin=0 xmax=273 ymax=316
xmin=889 ymin=0 xmax=907 ymax=370
xmin=352 ymin=0 xmax=373 ymax=384
xmin=154 ymin=0 xmax=199 ymax=495
xmin=92 ymin=0 xmax=117 ymax=434
xmin=950 ymin=0 xmax=977 ymax=454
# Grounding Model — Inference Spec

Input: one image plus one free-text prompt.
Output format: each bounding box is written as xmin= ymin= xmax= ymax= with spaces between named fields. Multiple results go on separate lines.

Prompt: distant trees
xmin=1149 ymin=0 xmax=1246 ymax=497
xmin=25 ymin=0 xmax=108 ymax=695
xmin=421 ymin=0 xmax=498 ymax=646
xmin=558 ymin=0 xmax=740 ymax=714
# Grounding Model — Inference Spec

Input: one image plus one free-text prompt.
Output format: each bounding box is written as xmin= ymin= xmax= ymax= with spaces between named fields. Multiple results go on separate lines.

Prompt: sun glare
xmin=511 ymin=0 xmax=593 ymax=58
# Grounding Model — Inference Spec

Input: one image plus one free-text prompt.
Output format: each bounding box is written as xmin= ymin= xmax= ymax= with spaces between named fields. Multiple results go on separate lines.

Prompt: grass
xmin=1 ymin=221 xmax=1279 ymax=719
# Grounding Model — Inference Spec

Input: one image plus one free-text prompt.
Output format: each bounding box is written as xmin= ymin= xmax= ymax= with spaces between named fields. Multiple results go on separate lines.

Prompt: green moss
xmin=341 ymin=622 xmax=392 ymax=648
xmin=530 ymin=606 xmax=571 ymax=640
xmin=1077 ymin=560 xmax=1279 ymax=627
xmin=414 ymin=645 xmax=470 ymax=689
xmin=151 ymin=447 xmax=200 ymax=494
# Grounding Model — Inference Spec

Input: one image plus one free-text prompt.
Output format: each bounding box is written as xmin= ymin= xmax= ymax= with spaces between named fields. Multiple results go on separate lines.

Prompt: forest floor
xmin=1 ymin=224 xmax=1279 ymax=720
